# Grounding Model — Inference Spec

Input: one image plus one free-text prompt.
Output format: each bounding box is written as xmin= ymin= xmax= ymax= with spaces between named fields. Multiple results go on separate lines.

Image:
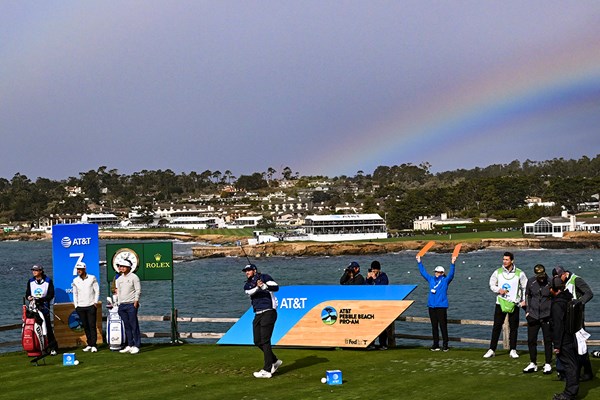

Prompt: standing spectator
xmin=552 ymin=266 xmax=594 ymax=382
xmin=366 ymin=260 xmax=390 ymax=349
xmin=550 ymin=275 xmax=579 ymax=400
xmin=522 ymin=264 xmax=553 ymax=374
xmin=116 ymin=262 xmax=142 ymax=354
xmin=417 ymin=254 xmax=456 ymax=352
xmin=340 ymin=261 xmax=365 ymax=285
xmin=243 ymin=264 xmax=282 ymax=379
xmin=25 ymin=264 xmax=58 ymax=355
xmin=71 ymin=262 xmax=100 ymax=352
xmin=483 ymin=251 xmax=527 ymax=359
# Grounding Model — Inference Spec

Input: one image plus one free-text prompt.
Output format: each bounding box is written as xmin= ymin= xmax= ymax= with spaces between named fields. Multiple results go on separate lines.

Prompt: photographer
xmin=366 ymin=260 xmax=389 ymax=285
xmin=366 ymin=261 xmax=390 ymax=349
xmin=340 ymin=261 xmax=365 ymax=285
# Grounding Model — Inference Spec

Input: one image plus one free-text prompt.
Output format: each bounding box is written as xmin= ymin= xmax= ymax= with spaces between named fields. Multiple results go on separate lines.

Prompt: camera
xmin=368 ymin=268 xmax=373 ymax=273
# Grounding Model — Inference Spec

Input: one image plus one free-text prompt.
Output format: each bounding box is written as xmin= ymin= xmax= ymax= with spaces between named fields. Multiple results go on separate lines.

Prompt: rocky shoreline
xmin=3 ymin=231 xmax=599 ymax=258
xmin=191 ymin=236 xmax=600 ymax=258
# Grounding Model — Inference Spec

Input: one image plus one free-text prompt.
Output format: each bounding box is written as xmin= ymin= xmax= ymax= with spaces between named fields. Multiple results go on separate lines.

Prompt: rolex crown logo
xmin=154 ymin=253 xmax=162 ymax=261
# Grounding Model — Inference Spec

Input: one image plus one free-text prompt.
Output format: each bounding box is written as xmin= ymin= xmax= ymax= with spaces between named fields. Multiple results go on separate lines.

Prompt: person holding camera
xmin=366 ymin=260 xmax=389 ymax=286
xmin=340 ymin=261 xmax=365 ymax=285
xmin=243 ymin=263 xmax=282 ymax=379
xmin=366 ymin=260 xmax=390 ymax=349
xmin=417 ymin=254 xmax=456 ymax=352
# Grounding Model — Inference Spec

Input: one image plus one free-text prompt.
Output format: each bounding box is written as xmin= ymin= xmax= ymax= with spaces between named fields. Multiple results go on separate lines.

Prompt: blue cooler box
xmin=63 ymin=353 xmax=77 ymax=366
xmin=326 ymin=369 xmax=342 ymax=385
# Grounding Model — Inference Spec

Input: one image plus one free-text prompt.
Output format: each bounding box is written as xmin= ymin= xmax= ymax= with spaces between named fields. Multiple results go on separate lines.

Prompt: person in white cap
xmin=417 ymin=254 xmax=456 ymax=351
xmin=71 ymin=262 xmax=100 ymax=352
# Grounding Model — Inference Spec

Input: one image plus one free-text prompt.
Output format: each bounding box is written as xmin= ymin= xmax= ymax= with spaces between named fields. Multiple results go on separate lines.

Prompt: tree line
xmin=1 ymin=156 xmax=599 ymax=229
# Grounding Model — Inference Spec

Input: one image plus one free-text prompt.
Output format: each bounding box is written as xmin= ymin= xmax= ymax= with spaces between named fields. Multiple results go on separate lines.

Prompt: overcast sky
xmin=2 ymin=1 xmax=600 ymax=181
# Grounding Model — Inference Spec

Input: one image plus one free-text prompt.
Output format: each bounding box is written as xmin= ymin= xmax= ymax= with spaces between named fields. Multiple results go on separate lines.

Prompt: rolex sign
xmin=106 ymin=242 xmax=173 ymax=282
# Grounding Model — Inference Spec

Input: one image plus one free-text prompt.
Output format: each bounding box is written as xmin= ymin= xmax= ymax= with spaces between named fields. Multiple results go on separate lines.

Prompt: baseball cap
xmin=348 ymin=261 xmax=360 ymax=269
xmin=552 ymin=266 xmax=565 ymax=276
xmin=370 ymin=261 xmax=381 ymax=270
xmin=533 ymin=264 xmax=546 ymax=277
xmin=76 ymin=262 xmax=87 ymax=269
xmin=434 ymin=266 xmax=445 ymax=273
xmin=31 ymin=265 xmax=43 ymax=271
xmin=242 ymin=264 xmax=257 ymax=272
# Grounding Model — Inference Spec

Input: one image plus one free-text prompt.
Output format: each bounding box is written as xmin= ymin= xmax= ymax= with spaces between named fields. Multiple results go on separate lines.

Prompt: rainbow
xmin=307 ymin=37 xmax=600 ymax=175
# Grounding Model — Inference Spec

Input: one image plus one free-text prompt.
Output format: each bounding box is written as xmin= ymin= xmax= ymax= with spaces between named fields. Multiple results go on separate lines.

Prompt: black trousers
xmin=526 ymin=317 xmax=552 ymax=364
xmin=76 ymin=305 xmax=98 ymax=347
xmin=489 ymin=304 xmax=520 ymax=351
xmin=557 ymin=340 xmax=579 ymax=398
xmin=428 ymin=307 xmax=449 ymax=348
xmin=253 ymin=309 xmax=278 ymax=371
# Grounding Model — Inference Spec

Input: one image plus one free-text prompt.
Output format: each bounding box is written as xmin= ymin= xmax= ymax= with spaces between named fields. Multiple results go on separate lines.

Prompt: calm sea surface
xmin=1 ymin=240 xmax=599 ymax=352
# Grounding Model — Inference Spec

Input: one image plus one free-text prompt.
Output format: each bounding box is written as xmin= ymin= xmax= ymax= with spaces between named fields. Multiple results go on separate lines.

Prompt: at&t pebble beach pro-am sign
xmin=51 ymin=224 xmax=100 ymax=304
xmin=218 ymin=285 xmax=416 ymax=348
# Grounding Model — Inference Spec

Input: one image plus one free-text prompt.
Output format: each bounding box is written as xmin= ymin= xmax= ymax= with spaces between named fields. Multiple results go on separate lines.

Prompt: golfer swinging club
xmin=242 ymin=263 xmax=282 ymax=378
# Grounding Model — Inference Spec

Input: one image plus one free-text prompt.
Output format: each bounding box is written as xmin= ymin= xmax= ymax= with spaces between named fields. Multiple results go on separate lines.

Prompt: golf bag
xmin=106 ymin=296 xmax=125 ymax=350
xmin=22 ymin=299 xmax=48 ymax=358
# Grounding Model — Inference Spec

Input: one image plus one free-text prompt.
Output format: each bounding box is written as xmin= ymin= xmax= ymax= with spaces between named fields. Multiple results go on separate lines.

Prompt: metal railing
xmin=2 ymin=314 xmax=599 ymax=349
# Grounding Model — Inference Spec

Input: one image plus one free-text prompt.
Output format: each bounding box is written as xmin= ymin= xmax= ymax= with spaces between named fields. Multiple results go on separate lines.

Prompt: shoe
xmin=50 ymin=350 xmax=57 ymax=356
xmin=380 ymin=345 xmax=388 ymax=350
xmin=592 ymin=350 xmax=600 ymax=358
xmin=130 ymin=346 xmax=140 ymax=354
xmin=523 ymin=362 xmax=537 ymax=373
xmin=580 ymin=373 xmax=593 ymax=382
xmin=119 ymin=346 xmax=132 ymax=353
xmin=90 ymin=347 xmax=98 ymax=353
xmin=83 ymin=346 xmax=92 ymax=352
xmin=543 ymin=363 xmax=552 ymax=374
xmin=483 ymin=349 xmax=495 ymax=358
xmin=442 ymin=347 xmax=449 ymax=352
xmin=509 ymin=349 xmax=519 ymax=359
xmin=430 ymin=346 xmax=441 ymax=352
xmin=552 ymin=393 xmax=572 ymax=400
xmin=253 ymin=369 xmax=272 ymax=378
xmin=271 ymin=359 xmax=283 ymax=374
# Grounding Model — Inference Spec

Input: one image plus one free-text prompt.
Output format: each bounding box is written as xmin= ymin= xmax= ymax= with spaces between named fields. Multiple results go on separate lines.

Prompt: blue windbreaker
xmin=418 ymin=262 xmax=455 ymax=308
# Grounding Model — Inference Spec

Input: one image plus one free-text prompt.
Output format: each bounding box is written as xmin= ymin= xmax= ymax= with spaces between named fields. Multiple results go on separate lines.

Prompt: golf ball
xmin=321 ymin=377 xmax=327 ymax=384
xmin=74 ymin=360 xmax=79 ymax=365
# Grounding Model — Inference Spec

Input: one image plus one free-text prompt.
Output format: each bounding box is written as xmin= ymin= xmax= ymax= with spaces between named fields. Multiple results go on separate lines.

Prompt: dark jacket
xmin=524 ymin=275 xmax=551 ymax=321
xmin=340 ymin=271 xmax=365 ymax=285
xmin=366 ymin=271 xmax=389 ymax=285
xmin=551 ymin=289 xmax=575 ymax=351
xmin=25 ymin=275 xmax=55 ymax=310
xmin=244 ymin=273 xmax=279 ymax=313
xmin=565 ymin=272 xmax=593 ymax=305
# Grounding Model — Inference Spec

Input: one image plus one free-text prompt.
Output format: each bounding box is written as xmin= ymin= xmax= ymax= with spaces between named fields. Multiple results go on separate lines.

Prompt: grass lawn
xmin=1 ymin=344 xmax=598 ymax=400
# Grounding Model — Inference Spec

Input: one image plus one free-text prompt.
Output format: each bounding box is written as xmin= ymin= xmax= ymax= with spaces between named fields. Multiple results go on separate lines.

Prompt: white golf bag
xmin=106 ymin=296 xmax=125 ymax=351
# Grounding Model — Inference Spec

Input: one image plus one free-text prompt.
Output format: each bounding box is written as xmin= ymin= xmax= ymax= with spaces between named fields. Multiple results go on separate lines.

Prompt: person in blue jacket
xmin=417 ymin=254 xmax=456 ymax=351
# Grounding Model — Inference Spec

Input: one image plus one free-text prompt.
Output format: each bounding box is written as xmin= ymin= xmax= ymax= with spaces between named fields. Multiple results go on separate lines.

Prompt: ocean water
xmin=1 ymin=240 xmax=599 ymax=352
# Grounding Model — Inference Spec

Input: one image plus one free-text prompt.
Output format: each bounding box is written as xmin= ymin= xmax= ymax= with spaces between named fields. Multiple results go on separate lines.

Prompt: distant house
xmin=413 ymin=213 xmax=473 ymax=231
xmin=523 ymin=211 xmax=600 ymax=237
xmin=81 ymin=213 xmax=119 ymax=227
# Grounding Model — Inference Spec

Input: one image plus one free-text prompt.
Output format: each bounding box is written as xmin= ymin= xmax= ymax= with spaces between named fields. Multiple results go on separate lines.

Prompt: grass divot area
xmin=0 ymin=344 xmax=598 ymax=400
